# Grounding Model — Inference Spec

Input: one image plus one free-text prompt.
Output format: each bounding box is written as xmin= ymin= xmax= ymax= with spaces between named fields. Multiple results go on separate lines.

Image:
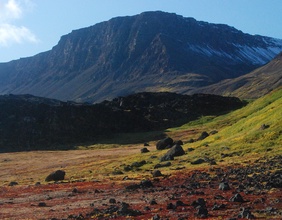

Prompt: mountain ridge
xmin=195 ymin=52 xmax=282 ymax=98
xmin=0 ymin=11 xmax=282 ymax=102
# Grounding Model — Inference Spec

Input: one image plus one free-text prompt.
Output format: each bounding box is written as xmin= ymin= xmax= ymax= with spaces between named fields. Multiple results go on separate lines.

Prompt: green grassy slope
xmin=168 ymin=87 xmax=282 ymax=163
xmin=71 ymin=88 xmax=281 ymax=179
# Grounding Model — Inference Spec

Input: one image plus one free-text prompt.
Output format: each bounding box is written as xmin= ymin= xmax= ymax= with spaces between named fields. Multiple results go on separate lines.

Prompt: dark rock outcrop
xmin=0 ymin=92 xmax=245 ymax=152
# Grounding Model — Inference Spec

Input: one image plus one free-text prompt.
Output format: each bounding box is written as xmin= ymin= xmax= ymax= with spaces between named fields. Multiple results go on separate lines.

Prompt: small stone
xmin=141 ymin=148 xmax=150 ymax=153
xmin=167 ymin=203 xmax=175 ymax=210
xmin=72 ymin=188 xmax=78 ymax=193
xmin=219 ymin=182 xmax=231 ymax=190
xmin=8 ymin=181 xmax=18 ymax=186
xmin=230 ymin=193 xmax=244 ymax=202
xmin=191 ymin=158 xmax=205 ymax=165
xmin=152 ymin=170 xmax=162 ymax=177
xmin=38 ymin=202 xmax=47 ymax=207
xmin=109 ymin=198 xmax=116 ymax=204
xmin=153 ymin=214 xmax=161 ymax=220
xmin=176 ymin=200 xmax=186 ymax=207
xmin=150 ymin=199 xmax=158 ymax=205
xmin=196 ymin=206 xmax=208 ymax=218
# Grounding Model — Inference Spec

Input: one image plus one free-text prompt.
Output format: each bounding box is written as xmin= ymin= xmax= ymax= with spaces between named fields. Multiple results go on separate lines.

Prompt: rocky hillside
xmin=196 ymin=52 xmax=282 ymax=98
xmin=0 ymin=11 xmax=282 ymax=103
xmin=0 ymin=92 xmax=245 ymax=152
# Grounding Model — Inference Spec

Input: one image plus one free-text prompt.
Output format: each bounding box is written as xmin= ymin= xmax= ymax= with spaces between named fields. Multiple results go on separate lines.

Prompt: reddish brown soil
xmin=0 ymin=158 xmax=281 ymax=220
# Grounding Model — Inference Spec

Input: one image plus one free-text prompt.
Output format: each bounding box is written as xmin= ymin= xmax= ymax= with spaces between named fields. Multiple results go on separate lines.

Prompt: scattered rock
xmin=212 ymin=203 xmax=226 ymax=210
xmin=209 ymin=130 xmax=218 ymax=135
xmin=141 ymin=148 xmax=150 ymax=153
xmin=238 ymin=207 xmax=255 ymax=219
xmin=109 ymin=198 xmax=116 ymax=204
xmin=124 ymin=165 xmax=132 ymax=172
xmin=160 ymin=154 xmax=174 ymax=162
xmin=164 ymin=144 xmax=185 ymax=157
xmin=154 ymin=161 xmax=171 ymax=169
xmin=152 ymin=214 xmax=161 ymax=220
xmin=150 ymin=199 xmax=158 ymax=205
xmin=260 ymin=124 xmax=270 ymax=130
xmin=45 ymin=170 xmax=65 ymax=182
xmin=112 ymin=170 xmax=124 ymax=175
xmin=230 ymin=193 xmax=244 ymax=202
xmin=176 ymin=200 xmax=186 ymax=207
xmin=38 ymin=202 xmax=47 ymax=207
xmin=156 ymin=137 xmax=173 ymax=150
xmin=152 ymin=170 xmax=163 ymax=177
xmin=72 ymin=188 xmax=79 ymax=193
xmin=187 ymin=138 xmax=194 ymax=143
xmin=191 ymin=158 xmax=206 ymax=165
xmin=192 ymin=198 xmax=206 ymax=208
xmin=174 ymin=140 xmax=183 ymax=145
xmin=167 ymin=202 xmax=176 ymax=210
xmin=187 ymin=147 xmax=195 ymax=152
xmin=196 ymin=205 xmax=209 ymax=218
xmin=8 ymin=181 xmax=18 ymax=186
xmin=197 ymin=131 xmax=209 ymax=141
xmin=219 ymin=182 xmax=231 ymax=190
xmin=117 ymin=202 xmax=142 ymax=216
xmin=140 ymin=179 xmax=154 ymax=188
xmin=131 ymin=160 xmax=146 ymax=168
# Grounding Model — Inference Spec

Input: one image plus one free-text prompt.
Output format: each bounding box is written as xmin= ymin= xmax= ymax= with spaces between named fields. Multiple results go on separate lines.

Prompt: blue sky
xmin=0 ymin=0 xmax=281 ymax=62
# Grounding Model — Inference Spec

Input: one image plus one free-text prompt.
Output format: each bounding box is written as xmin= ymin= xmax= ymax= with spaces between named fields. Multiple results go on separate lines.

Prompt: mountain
xmin=195 ymin=52 xmax=282 ymax=99
xmin=0 ymin=11 xmax=282 ymax=103
xmin=0 ymin=92 xmax=244 ymax=152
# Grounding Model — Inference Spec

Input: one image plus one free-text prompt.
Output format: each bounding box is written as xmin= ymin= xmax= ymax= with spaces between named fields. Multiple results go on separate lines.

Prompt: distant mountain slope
xmin=196 ymin=52 xmax=282 ymax=99
xmin=0 ymin=93 xmax=244 ymax=152
xmin=0 ymin=11 xmax=282 ymax=103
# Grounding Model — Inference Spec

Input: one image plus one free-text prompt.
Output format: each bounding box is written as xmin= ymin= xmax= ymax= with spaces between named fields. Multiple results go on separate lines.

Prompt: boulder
xmin=165 ymin=144 xmax=185 ymax=157
xmin=8 ymin=181 xmax=18 ymax=186
xmin=152 ymin=170 xmax=163 ymax=177
xmin=140 ymin=148 xmax=150 ymax=153
xmin=156 ymin=137 xmax=173 ymax=150
xmin=45 ymin=170 xmax=65 ymax=182
xmin=197 ymin=131 xmax=209 ymax=141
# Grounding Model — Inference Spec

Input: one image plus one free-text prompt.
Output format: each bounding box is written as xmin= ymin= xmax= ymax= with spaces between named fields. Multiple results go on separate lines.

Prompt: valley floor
xmin=0 ymin=148 xmax=281 ymax=220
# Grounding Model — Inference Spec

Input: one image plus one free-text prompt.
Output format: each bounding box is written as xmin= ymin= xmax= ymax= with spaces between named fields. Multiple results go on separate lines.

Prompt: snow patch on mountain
xmin=188 ymin=39 xmax=282 ymax=65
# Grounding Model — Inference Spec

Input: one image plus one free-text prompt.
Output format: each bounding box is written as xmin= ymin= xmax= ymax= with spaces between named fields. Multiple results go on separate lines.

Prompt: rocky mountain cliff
xmin=195 ymin=52 xmax=282 ymax=99
xmin=0 ymin=11 xmax=282 ymax=103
